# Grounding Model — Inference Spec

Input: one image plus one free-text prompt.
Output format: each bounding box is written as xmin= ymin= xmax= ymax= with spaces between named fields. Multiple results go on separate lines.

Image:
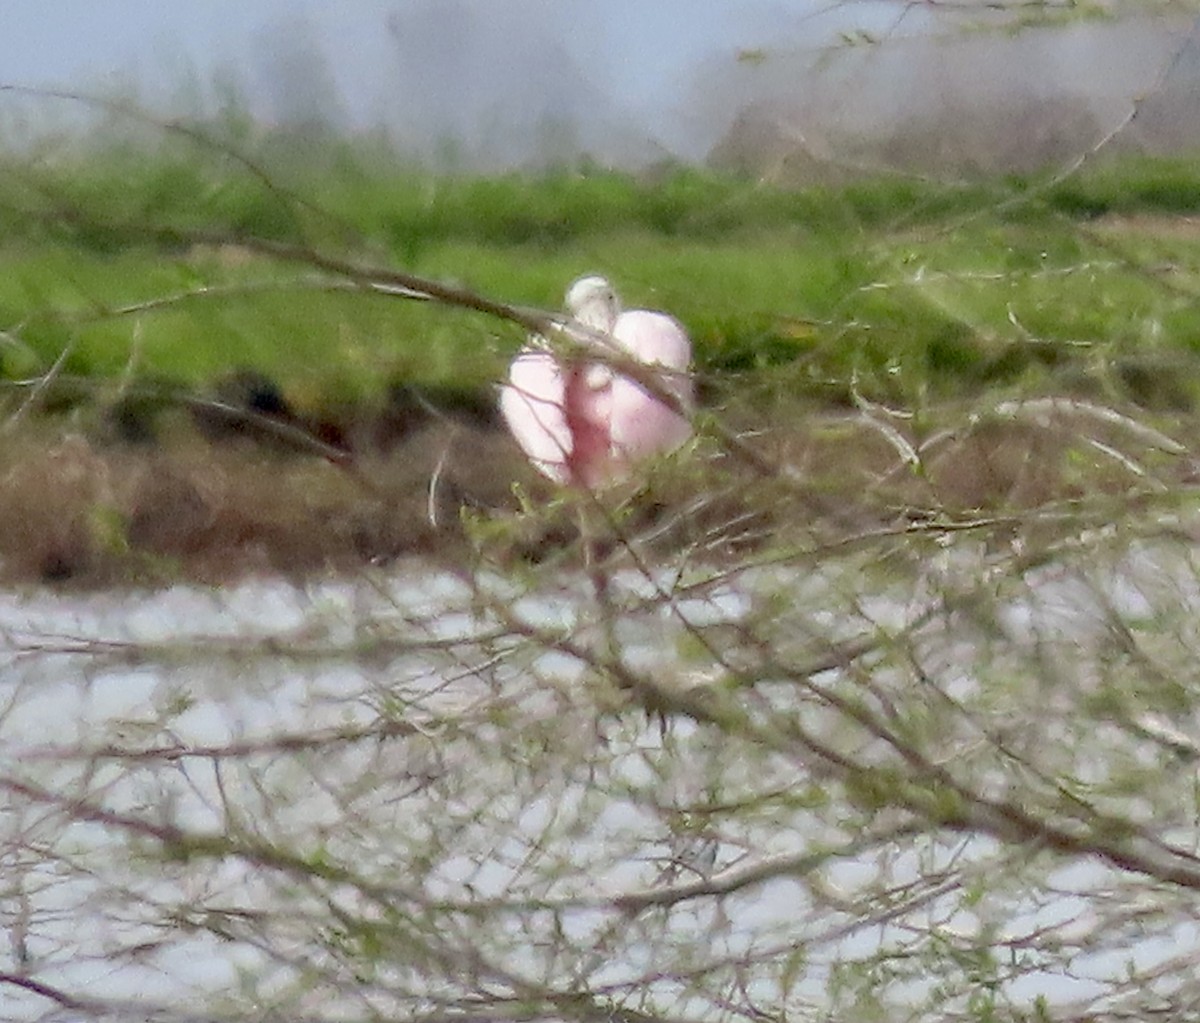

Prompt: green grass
xmin=2 ymin=131 xmax=1200 ymax=419
xmin=1045 ymin=154 xmax=1200 ymax=217
xmin=2 ymin=128 xmax=1200 ymax=584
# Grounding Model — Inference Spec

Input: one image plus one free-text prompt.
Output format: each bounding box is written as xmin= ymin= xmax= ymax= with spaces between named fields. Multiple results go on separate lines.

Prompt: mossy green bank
xmin=2 ymin=134 xmax=1199 ymax=423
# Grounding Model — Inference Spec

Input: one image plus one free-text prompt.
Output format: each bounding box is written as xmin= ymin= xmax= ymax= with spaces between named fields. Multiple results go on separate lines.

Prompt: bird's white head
xmin=565 ymin=275 xmax=621 ymax=334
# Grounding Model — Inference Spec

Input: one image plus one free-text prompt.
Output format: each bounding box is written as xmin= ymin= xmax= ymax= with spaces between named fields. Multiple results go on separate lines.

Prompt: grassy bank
xmin=0 ymin=131 xmax=1199 ymax=583
xmin=3 ymin=140 xmax=1200 ymax=410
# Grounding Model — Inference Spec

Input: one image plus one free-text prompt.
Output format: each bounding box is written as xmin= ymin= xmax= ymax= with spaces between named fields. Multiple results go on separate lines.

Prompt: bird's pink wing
xmin=608 ymin=311 xmax=694 ymax=463
xmin=500 ymin=349 xmax=573 ymax=484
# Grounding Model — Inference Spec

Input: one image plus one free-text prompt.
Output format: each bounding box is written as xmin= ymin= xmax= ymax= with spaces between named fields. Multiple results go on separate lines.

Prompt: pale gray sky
xmin=2 ymin=1 xmax=897 ymax=161
xmin=6 ymin=2 xmax=1190 ymax=172
xmin=3 ymin=2 xmax=871 ymax=104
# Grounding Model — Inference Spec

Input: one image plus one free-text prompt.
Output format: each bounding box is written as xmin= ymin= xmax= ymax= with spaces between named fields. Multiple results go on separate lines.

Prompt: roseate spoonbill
xmin=500 ymin=275 xmax=693 ymax=488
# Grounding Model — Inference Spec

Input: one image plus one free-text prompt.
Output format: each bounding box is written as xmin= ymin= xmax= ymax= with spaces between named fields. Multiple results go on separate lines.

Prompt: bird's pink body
xmin=501 ymin=278 xmax=693 ymax=488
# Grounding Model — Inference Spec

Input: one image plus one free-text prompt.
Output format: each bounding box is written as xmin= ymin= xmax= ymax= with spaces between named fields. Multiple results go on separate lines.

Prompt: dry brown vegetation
xmin=0 ymin=389 xmax=1188 ymax=587
xmin=0 ymin=416 xmax=525 ymax=585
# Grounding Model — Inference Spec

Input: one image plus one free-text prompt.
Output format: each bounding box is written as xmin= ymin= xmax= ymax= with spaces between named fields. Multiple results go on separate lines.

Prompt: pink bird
xmin=500 ymin=276 xmax=694 ymax=488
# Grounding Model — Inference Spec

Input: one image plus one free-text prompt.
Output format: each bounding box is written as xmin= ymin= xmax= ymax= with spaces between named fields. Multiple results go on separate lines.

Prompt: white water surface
xmin=0 ymin=543 xmax=1197 ymax=1020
